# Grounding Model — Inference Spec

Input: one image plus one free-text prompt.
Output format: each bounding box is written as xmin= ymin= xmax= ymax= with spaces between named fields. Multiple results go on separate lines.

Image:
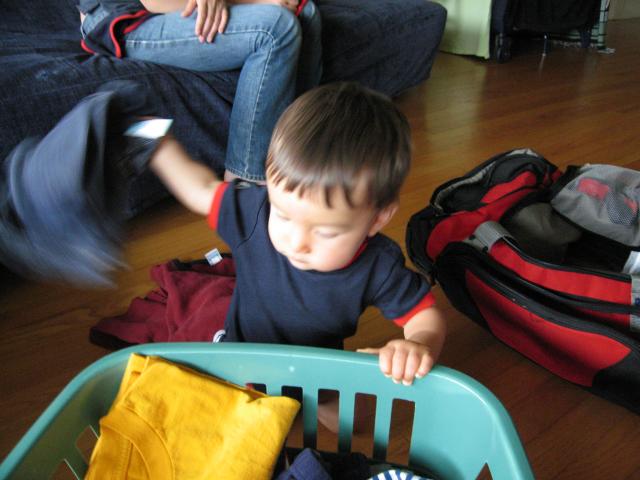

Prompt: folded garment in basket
xmin=274 ymin=447 xmax=434 ymax=480
xmin=86 ymin=353 xmax=300 ymax=480
xmin=276 ymin=448 xmax=369 ymax=480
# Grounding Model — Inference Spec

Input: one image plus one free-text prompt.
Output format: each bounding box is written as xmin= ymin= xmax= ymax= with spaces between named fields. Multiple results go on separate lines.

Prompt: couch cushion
xmin=319 ymin=0 xmax=446 ymax=96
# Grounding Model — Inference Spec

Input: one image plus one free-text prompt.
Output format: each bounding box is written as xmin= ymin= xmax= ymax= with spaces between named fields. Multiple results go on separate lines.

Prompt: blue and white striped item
xmin=369 ymin=468 xmax=433 ymax=480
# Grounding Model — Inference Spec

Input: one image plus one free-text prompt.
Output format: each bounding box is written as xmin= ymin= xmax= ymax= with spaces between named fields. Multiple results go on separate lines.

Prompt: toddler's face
xmin=266 ymin=180 xmax=395 ymax=272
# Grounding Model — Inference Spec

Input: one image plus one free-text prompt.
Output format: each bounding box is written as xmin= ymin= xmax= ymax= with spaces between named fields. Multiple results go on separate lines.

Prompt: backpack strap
xmin=548 ymin=165 xmax=581 ymax=199
xmin=467 ymin=221 xmax=513 ymax=251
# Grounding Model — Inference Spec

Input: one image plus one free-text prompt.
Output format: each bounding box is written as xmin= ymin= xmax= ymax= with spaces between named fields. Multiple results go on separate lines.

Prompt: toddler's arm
xmin=149 ymin=136 xmax=222 ymax=216
xmin=358 ymin=306 xmax=446 ymax=386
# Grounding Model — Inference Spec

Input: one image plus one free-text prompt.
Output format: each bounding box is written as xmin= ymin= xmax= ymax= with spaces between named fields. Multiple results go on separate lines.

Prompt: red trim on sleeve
xmin=392 ymin=291 xmax=436 ymax=327
xmin=207 ymin=182 xmax=230 ymax=231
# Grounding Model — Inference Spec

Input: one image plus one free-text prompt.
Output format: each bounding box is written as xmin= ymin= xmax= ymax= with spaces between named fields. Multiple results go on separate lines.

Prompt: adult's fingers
xmin=202 ymin=3 xmax=215 ymax=42
xmin=217 ymin=5 xmax=228 ymax=34
xmin=195 ymin=0 xmax=207 ymax=40
xmin=204 ymin=2 xmax=228 ymax=42
xmin=182 ymin=0 xmax=197 ymax=18
xmin=206 ymin=4 xmax=224 ymax=42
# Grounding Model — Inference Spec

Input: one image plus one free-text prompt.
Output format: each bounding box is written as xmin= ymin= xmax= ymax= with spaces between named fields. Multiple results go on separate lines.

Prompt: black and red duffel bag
xmin=406 ymin=148 xmax=640 ymax=413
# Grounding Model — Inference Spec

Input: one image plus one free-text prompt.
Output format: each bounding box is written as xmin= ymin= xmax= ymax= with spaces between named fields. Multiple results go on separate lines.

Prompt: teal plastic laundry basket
xmin=0 ymin=343 xmax=533 ymax=479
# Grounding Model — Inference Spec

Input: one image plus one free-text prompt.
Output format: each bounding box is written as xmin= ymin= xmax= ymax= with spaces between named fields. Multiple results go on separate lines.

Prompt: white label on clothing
xmin=205 ymin=248 xmax=223 ymax=266
xmin=124 ymin=119 xmax=173 ymax=139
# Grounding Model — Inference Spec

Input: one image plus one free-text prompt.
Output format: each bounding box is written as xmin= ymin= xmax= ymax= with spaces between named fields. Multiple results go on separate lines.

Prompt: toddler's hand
xmin=358 ymin=339 xmax=436 ymax=386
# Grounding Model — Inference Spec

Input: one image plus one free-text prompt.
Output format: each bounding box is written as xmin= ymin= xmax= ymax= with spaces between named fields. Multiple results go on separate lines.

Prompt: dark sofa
xmin=1 ymin=0 xmax=446 ymax=216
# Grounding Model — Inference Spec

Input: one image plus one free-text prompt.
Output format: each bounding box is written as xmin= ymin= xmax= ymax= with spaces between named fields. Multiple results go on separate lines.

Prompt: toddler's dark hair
xmin=266 ymin=82 xmax=411 ymax=209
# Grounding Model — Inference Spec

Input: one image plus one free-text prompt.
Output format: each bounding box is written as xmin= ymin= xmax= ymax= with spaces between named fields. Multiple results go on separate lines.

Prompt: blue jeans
xmin=82 ymin=2 xmax=322 ymax=181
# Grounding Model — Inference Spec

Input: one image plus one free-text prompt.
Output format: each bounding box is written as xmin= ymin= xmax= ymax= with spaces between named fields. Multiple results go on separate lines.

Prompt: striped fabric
xmin=369 ymin=468 xmax=433 ymax=480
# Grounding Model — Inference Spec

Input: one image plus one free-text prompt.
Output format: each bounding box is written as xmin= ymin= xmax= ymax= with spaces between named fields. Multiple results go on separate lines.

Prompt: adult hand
xmin=182 ymin=0 xmax=229 ymax=43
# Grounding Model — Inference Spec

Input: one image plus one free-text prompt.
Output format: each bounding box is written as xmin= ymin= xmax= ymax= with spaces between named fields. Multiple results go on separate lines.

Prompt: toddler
xmin=150 ymin=82 xmax=446 ymax=385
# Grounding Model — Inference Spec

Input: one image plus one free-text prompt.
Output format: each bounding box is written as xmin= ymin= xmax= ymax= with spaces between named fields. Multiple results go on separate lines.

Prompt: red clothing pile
xmin=91 ymin=258 xmax=235 ymax=349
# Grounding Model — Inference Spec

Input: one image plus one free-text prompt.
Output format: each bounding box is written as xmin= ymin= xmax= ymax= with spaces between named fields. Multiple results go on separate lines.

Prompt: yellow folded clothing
xmin=86 ymin=354 xmax=300 ymax=480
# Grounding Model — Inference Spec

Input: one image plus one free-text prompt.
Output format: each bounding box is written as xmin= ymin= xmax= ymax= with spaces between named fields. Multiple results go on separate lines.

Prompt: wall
xmin=609 ymin=0 xmax=640 ymax=19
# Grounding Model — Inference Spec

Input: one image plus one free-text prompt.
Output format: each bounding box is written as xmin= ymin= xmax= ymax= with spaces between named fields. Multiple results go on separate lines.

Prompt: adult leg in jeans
xmin=118 ymin=3 xmax=321 ymax=182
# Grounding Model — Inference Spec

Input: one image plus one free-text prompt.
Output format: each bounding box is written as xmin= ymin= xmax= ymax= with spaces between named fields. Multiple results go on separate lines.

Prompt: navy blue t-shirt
xmin=209 ymin=182 xmax=433 ymax=349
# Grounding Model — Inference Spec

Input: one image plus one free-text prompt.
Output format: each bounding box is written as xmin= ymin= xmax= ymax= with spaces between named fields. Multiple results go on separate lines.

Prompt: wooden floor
xmin=2 ymin=18 xmax=640 ymax=479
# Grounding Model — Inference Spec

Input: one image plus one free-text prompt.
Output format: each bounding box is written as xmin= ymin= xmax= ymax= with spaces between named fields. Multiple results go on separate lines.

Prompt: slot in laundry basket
xmin=0 ymin=343 xmax=533 ymax=479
